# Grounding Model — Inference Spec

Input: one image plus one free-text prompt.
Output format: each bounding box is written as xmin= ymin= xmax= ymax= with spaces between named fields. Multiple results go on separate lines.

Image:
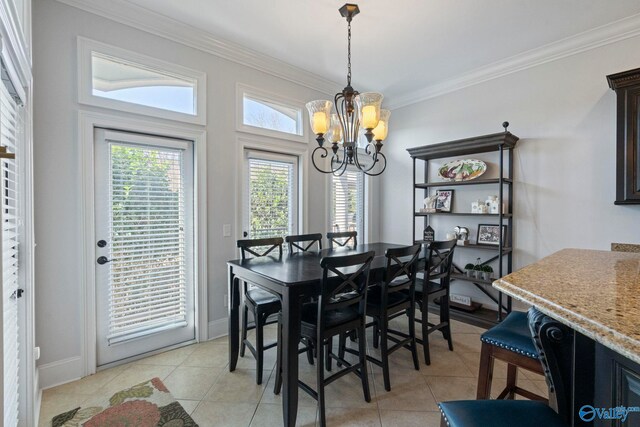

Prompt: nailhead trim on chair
xmin=480 ymin=336 xmax=538 ymax=358
xmin=438 ymin=404 xmax=451 ymax=427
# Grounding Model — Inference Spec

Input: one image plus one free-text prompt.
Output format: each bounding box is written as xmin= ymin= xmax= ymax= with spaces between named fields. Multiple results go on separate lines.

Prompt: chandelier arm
xmin=312 ymin=146 xmax=344 ymax=174
xmin=361 ymin=152 xmax=387 ymax=177
xmin=352 ymin=142 xmax=379 ymax=173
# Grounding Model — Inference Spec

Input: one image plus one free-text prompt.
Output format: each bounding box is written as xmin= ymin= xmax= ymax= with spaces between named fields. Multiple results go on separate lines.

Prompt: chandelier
xmin=306 ymin=3 xmax=389 ymax=177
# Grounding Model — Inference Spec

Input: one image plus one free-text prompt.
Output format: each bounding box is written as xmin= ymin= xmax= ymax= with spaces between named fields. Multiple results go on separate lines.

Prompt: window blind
xmin=331 ymin=170 xmax=364 ymax=237
xmin=1 ymin=80 xmax=21 ymax=427
xmin=246 ymin=154 xmax=296 ymax=239
xmin=107 ymin=143 xmax=187 ymax=344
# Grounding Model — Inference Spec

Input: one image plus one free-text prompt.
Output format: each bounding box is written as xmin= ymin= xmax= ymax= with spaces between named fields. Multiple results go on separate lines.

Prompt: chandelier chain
xmin=347 ymin=19 xmax=352 ymax=86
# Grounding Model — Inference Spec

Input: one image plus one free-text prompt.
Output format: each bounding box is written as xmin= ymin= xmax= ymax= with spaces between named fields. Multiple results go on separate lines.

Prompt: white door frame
xmin=79 ymin=111 xmax=207 ymax=376
xmin=235 ymin=134 xmax=309 ymax=242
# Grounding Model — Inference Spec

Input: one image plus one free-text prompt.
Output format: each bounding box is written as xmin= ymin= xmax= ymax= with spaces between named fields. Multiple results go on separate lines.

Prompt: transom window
xmin=78 ymin=37 xmax=207 ymax=125
xmin=237 ymin=84 xmax=304 ymax=141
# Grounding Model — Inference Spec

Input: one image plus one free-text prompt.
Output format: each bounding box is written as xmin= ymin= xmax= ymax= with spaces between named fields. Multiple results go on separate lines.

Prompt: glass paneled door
xmin=94 ymin=129 xmax=195 ymax=366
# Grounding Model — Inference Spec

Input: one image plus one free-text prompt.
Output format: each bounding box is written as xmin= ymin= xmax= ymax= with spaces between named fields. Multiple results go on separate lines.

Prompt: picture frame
xmin=435 ymin=189 xmax=454 ymax=212
xmin=476 ymin=224 xmax=507 ymax=246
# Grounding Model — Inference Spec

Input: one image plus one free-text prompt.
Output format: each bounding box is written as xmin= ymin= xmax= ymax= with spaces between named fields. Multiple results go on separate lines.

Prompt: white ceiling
xmin=124 ymin=0 xmax=640 ymax=104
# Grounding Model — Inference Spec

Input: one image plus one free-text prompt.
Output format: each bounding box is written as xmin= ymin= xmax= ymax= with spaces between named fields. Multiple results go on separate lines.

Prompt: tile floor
xmin=39 ymin=318 xmax=549 ymax=426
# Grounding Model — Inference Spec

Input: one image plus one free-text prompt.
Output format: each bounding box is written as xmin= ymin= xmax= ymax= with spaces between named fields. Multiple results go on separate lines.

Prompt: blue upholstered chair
xmin=476 ymin=310 xmax=546 ymax=400
xmin=438 ymin=307 xmax=571 ymax=427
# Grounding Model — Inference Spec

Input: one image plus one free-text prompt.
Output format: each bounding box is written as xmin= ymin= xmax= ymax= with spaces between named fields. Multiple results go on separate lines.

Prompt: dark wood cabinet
xmin=595 ymin=343 xmax=640 ymax=426
xmin=607 ymin=68 xmax=640 ymax=205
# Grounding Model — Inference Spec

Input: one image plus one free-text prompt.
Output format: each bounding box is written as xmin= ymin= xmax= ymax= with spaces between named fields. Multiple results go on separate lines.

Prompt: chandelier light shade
xmin=306 ymin=3 xmax=388 ymax=176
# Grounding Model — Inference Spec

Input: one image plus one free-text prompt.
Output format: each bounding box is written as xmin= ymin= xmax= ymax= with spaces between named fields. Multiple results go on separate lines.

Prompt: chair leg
xmin=506 ymin=363 xmax=518 ymax=400
xmin=373 ymin=321 xmax=380 ymax=349
xmin=240 ymin=305 xmax=248 ymax=357
xmin=358 ymin=324 xmax=371 ymax=402
xmin=255 ymin=313 xmax=264 ymax=385
xmin=337 ymin=332 xmax=347 ymax=367
xmin=274 ymin=320 xmax=282 ymax=395
xmin=325 ymin=336 xmax=333 ymax=372
xmin=380 ymin=317 xmax=391 ymax=392
xmin=476 ymin=342 xmax=494 ymax=399
xmin=422 ymin=307 xmax=431 ymax=365
xmin=441 ymin=294 xmax=454 ymax=351
xmin=317 ymin=338 xmax=327 ymax=427
xmin=408 ymin=308 xmax=419 ymax=371
xmin=306 ymin=338 xmax=314 ymax=365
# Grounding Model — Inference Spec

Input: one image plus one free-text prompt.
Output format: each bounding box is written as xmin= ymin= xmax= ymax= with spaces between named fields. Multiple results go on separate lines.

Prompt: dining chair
xmin=438 ymin=307 xmax=571 ymax=427
xmin=413 ymin=239 xmax=456 ymax=365
xmin=236 ymin=237 xmax=284 ymax=385
xmin=326 ymin=230 xmax=357 ymax=249
xmin=274 ymin=251 xmax=374 ymax=427
xmin=285 ymin=233 xmax=323 ymax=253
xmin=360 ymin=244 xmax=422 ymax=391
xmin=476 ymin=310 xmax=546 ymax=401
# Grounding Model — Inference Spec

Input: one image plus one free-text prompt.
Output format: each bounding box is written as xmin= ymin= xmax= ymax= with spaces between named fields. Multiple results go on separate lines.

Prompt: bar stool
xmin=476 ymin=310 xmax=546 ymax=401
xmin=439 ymin=308 xmax=571 ymax=427
xmin=237 ymin=237 xmax=283 ymax=385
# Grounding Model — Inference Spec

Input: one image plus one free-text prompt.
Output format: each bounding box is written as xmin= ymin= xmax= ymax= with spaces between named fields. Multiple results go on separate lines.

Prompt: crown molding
xmin=387 ymin=12 xmax=640 ymax=110
xmin=55 ymin=0 xmax=339 ymax=96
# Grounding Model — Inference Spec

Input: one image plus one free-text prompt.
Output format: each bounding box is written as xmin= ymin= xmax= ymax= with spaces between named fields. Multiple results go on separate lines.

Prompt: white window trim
xmin=235 ymin=134 xmax=308 ymax=243
xmin=236 ymin=83 xmax=306 ymax=143
xmin=79 ymin=111 xmax=208 ymax=377
xmin=77 ymin=37 xmax=207 ymax=125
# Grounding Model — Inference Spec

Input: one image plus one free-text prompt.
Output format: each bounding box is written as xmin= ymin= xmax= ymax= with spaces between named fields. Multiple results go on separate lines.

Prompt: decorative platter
xmin=438 ymin=159 xmax=487 ymax=181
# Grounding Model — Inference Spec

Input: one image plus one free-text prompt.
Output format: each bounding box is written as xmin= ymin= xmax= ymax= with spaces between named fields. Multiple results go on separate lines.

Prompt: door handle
xmin=97 ymin=256 xmax=111 ymax=265
xmin=97 ymin=240 xmax=107 ymax=248
xmin=243 ymin=231 xmax=248 ymax=237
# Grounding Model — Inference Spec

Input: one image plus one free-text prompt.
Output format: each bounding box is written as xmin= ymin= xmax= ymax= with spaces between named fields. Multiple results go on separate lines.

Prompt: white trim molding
xmin=387 ymin=12 xmax=640 ymax=109
xmin=56 ymin=0 xmax=338 ymax=96
xmin=37 ymin=356 xmax=82 ymax=390
xmin=78 ymin=110 xmax=208 ymax=378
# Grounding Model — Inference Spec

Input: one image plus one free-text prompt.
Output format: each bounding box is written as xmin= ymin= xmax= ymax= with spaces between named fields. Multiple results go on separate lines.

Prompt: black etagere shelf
xmin=407 ymin=124 xmax=519 ymax=327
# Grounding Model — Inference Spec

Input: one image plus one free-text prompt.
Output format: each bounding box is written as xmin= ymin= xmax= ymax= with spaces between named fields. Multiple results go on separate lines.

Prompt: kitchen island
xmin=494 ymin=248 xmax=640 ymax=427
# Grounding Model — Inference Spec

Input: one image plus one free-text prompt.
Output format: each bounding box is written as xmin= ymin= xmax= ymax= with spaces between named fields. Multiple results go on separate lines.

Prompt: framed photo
xmin=435 ymin=189 xmax=454 ymax=212
xmin=477 ymin=224 xmax=507 ymax=246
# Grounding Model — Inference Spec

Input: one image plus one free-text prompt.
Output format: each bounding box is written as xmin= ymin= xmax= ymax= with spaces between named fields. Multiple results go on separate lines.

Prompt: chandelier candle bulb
xmin=361 ymin=105 xmax=378 ymax=129
xmin=312 ymin=111 xmax=329 ymax=135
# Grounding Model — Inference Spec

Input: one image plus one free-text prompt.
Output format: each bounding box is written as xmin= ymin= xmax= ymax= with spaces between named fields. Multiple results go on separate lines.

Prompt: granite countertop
xmin=494 ymin=248 xmax=640 ymax=364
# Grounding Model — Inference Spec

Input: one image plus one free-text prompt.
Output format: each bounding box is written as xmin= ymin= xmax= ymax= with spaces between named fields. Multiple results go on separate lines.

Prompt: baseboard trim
xmin=208 ymin=318 xmax=228 ymax=340
xmin=37 ymin=356 xmax=83 ymax=390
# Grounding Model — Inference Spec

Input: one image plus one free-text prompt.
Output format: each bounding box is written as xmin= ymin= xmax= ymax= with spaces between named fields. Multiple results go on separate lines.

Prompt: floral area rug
xmin=51 ymin=377 xmax=198 ymax=427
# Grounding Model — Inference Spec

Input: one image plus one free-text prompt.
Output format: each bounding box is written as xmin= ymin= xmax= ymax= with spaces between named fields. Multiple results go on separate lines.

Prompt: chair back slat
xmin=327 ymin=231 xmax=358 ymax=249
xmin=319 ymin=251 xmax=374 ymax=326
xmin=424 ymin=240 xmax=456 ymax=283
xmin=528 ymin=307 xmax=573 ymax=424
xmin=286 ymin=233 xmax=323 ymax=253
xmin=237 ymin=237 xmax=284 ymax=260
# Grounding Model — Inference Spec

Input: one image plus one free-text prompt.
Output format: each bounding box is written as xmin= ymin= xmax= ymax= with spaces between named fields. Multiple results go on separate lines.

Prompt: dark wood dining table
xmin=227 ymin=242 xmax=407 ymax=426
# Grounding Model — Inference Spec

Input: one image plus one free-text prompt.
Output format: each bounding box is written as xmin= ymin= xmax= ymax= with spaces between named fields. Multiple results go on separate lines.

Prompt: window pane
xmin=247 ymin=157 xmax=296 ymax=239
xmin=331 ymin=170 xmax=364 ymax=237
xmin=92 ymin=53 xmax=196 ymax=115
xmin=243 ymin=95 xmax=301 ymax=135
